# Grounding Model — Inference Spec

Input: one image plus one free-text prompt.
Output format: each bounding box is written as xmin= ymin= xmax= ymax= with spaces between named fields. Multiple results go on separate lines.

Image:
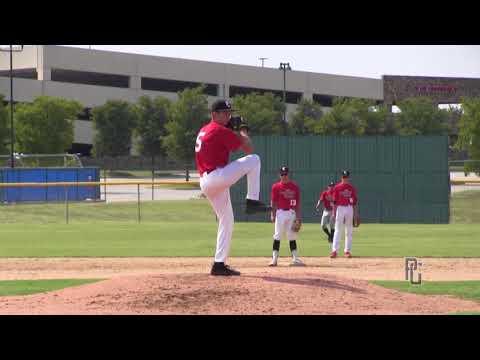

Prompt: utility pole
xmin=0 ymin=45 xmax=24 ymax=168
xmin=279 ymin=62 xmax=292 ymax=135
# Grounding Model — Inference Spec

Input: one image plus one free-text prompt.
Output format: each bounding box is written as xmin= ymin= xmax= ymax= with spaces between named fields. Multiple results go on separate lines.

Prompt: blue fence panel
xmin=46 ymin=168 xmax=77 ymax=201
xmin=0 ymin=167 xmax=101 ymax=202
xmin=77 ymin=168 xmax=100 ymax=200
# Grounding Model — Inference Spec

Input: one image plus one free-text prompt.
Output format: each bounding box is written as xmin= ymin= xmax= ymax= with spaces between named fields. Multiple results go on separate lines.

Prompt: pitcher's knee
xmin=249 ymin=154 xmax=260 ymax=164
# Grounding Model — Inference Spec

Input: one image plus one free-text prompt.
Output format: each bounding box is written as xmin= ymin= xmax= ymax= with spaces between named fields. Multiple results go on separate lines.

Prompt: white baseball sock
xmin=272 ymin=250 xmax=279 ymax=263
xmin=291 ymin=250 xmax=298 ymax=261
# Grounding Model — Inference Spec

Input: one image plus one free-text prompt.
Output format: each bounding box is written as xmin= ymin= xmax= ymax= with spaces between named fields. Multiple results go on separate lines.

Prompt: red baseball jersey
xmin=319 ymin=189 xmax=335 ymax=211
xmin=271 ymin=181 xmax=300 ymax=210
xmin=195 ymin=121 xmax=242 ymax=176
xmin=333 ymin=182 xmax=358 ymax=206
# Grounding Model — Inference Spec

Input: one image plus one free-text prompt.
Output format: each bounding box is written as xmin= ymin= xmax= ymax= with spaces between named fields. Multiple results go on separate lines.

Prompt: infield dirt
xmin=1 ymin=257 xmax=480 ymax=314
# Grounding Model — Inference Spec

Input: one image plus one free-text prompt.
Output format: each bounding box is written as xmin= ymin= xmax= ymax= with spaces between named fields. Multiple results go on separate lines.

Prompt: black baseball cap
xmin=328 ymin=181 xmax=335 ymax=187
xmin=341 ymin=170 xmax=350 ymax=178
xmin=211 ymin=99 xmax=235 ymax=112
xmin=279 ymin=166 xmax=289 ymax=175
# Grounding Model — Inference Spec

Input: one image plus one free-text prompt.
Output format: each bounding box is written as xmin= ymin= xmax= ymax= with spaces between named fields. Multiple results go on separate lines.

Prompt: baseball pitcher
xmin=195 ymin=99 xmax=271 ymax=276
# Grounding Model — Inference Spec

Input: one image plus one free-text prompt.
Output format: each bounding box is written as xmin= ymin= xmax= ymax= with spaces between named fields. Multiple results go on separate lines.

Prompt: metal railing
xmin=0 ymin=153 xmax=83 ymax=168
xmin=0 ymin=180 xmax=201 ymax=224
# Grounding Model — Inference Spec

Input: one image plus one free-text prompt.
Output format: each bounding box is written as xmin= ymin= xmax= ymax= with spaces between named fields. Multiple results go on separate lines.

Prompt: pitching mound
xmin=1 ymin=267 xmax=480 ymax=314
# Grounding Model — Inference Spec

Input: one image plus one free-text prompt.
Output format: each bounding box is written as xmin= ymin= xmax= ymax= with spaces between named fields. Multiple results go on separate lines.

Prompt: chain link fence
xmin=80 ymin=156 xmax=197 ymax=181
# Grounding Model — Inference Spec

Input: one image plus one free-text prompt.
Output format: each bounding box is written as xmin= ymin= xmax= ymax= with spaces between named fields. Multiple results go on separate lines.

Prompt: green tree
xmin=92 ymin=100 xmax=137 ymax=157
xmin=231 ymin=92 xmax=285 ymax=135
xmin=134 ymin=95 xmax=172 ymax=176
xmin=359 ymin=102 xmax=394 ymax=135
xmin=395 ymin=97 xmax=449 ymax=135
xmin=314 ymin=97 xmax=364 ymax=135
xmin=290 ymin=98 xmax=323 ymax=135
xmin=456 ymin=98 xmax=480 ymax=175
xmin=163 ymin=86 xmax=209 ymax=181
xmin=314 ymin=97 xmax=394 ymax=136
xmin=0 ymin=95 xmax=9 ymax=155
xmin=444 ymin=105 xmax=464 ymax=148
xmin=14 ymin=96 xmax=82 ymax=154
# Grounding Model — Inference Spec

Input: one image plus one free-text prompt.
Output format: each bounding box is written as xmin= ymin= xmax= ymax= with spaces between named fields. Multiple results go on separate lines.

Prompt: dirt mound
xmin=1 ymin=271 xmax=480 ymax=315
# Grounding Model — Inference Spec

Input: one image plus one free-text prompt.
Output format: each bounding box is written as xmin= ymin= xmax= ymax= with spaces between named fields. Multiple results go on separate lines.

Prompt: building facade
xmin=1 ymin=45 xmax=477 ymax=155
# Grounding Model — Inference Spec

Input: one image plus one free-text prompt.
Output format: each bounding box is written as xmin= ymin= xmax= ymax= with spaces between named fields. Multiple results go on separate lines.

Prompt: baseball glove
xmin=353 ymin=215 xmax=360 ymax=227
xmin=291 ymin=219 xmax=302 ymax=232
xmin=227 ymin=116 xmax=250 ymax=132
xmin=353 ymin=206 xmax=360 ymax=227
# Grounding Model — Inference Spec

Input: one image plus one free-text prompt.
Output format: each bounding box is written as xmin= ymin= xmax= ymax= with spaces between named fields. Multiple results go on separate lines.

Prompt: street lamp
xmin=279 ymin=62 xmax=292 ymax=135
xmin=0 ymin=45 xmax=24 ymax=168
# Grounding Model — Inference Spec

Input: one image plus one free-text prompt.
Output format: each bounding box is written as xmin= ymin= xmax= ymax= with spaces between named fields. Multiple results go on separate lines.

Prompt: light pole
xmin=279 ymin=62 xmax=291 ymax=135
xmin=259 ymin=57 xmax=268 ymax=67
xmin=0 ymin=45 xmax=24 ymax=168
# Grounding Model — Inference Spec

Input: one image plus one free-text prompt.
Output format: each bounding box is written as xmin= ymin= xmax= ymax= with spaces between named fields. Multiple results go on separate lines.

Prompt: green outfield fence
xmin=230 ymin=136 xmax=450 ymax=224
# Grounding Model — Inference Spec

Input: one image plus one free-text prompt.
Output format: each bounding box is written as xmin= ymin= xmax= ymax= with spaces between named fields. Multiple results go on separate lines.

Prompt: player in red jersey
xmin=195 ymin=99 xmax=270 ymax=276
xmin=268 ymin=166 xmax=305 ymax=267
xmin=316 ymin=181 xmax=336 ymax=243
xmin=330 ymin=170 xmax=358 ymax=259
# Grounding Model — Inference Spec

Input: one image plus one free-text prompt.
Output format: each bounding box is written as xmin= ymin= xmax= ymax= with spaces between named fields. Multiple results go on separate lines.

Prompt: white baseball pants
xmin=273 ymin=209 xmax=297 ymax=241
xmin=200 ymin=154 xmax=261 ymax=263
xmin=332 ymin=205 xmax=353 ymax=253
xmin=321 ymin=209 xmax=334 ymax=229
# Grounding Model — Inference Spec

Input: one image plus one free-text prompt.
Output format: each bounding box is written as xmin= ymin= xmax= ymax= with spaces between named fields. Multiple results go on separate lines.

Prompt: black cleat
xmin=245 ymin=199 xmax=271 ymax=214
xmin=210 ymin=262 xmax=241 ymax=276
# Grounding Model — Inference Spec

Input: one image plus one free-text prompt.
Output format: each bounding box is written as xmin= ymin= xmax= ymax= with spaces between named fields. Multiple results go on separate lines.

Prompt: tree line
xmin=0 ymin=86 xmax=479 ymax=174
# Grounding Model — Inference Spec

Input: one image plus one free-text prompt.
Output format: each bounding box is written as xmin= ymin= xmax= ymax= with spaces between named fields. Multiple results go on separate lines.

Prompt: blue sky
xmin=63 ymin=45 xmax=480 ymax=79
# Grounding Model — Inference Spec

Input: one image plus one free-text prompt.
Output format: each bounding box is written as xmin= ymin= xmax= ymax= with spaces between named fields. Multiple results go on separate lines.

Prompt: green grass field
xmin=0 ymin=279 xmax=102 ymax=296
xmin=372 ymin=280 xmax=480 ymax=314
xmin=0 ymin=190 xmax=478 ymax=257
xmin=0 ymin=190 xmax=478 ymax=306
xmin=0 ymin=222 xmax=479 ymax=257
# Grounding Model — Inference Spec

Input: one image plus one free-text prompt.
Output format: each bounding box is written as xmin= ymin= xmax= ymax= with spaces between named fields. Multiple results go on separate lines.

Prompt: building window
xmin=229 ymin=85 xmax=302 ymax=104
xmin=141 ymin=77 xmax=218 ymax=96
xmin=0 ymin=68 xmax=38 ymax=80
xmin=51 ymin=69 xmax=130 ymax=88
xmin=313 ymin=94 xmax=334 ymax=107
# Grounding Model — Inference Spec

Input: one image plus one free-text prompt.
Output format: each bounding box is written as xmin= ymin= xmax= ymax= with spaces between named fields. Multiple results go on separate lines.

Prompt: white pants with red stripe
xmin=199 ymin=154 xmax=261 ymax=263
xmin=332 ymin=205 xmax=353 ymax=253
